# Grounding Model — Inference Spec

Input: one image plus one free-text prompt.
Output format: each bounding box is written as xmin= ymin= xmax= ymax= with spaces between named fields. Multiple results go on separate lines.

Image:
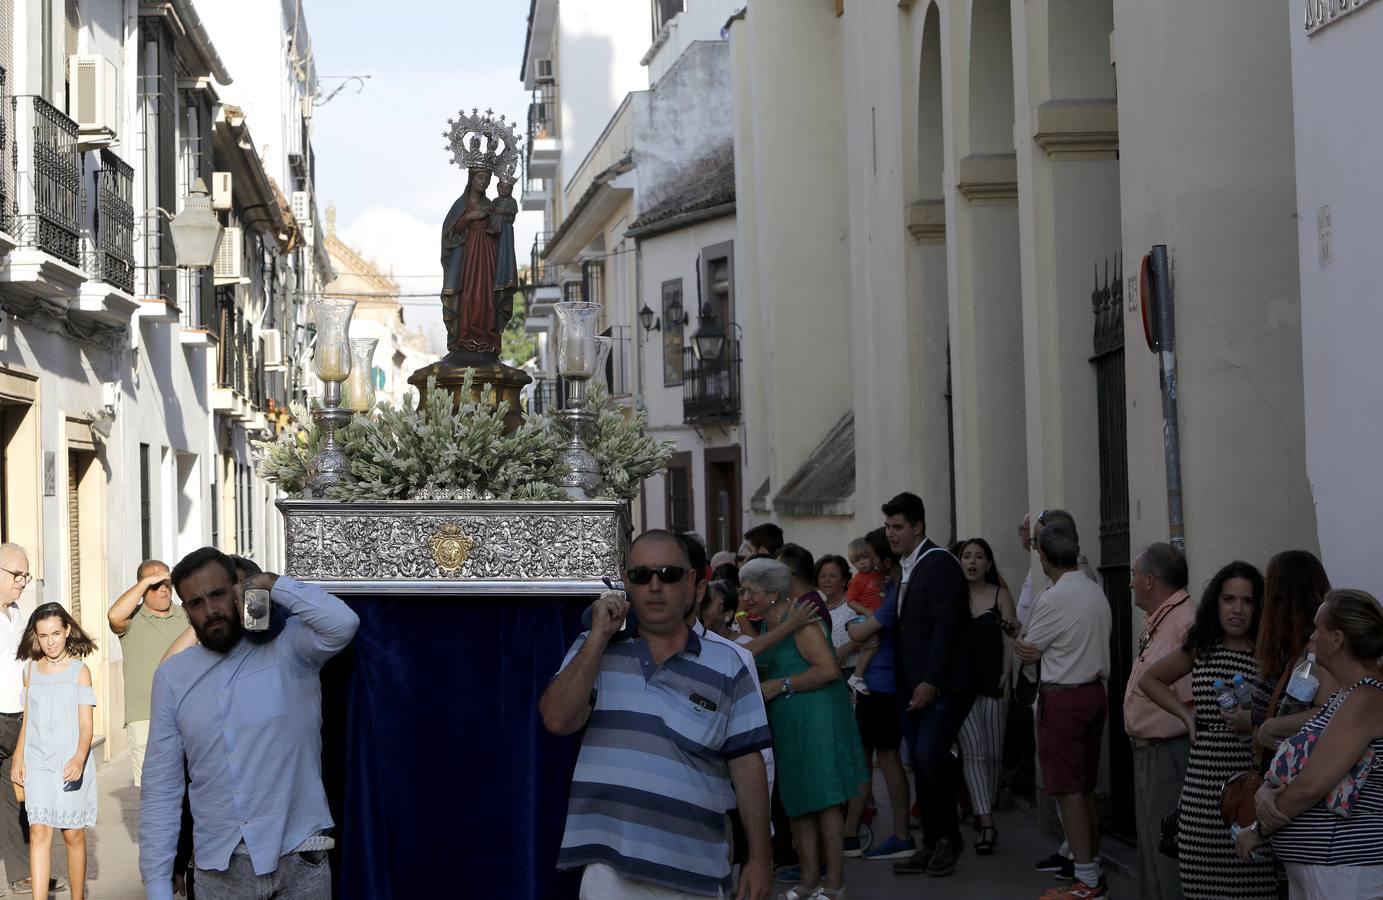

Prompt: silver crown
xmin=443 ymin=107 xmax=521 ymax=182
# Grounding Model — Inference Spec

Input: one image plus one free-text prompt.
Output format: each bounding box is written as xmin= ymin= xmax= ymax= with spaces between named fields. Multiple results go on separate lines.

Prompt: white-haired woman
xmin=739 ymin=558 xmax=867 ymax=900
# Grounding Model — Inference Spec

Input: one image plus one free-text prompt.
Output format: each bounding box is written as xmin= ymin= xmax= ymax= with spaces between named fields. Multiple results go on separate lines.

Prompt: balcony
xmin=75 ymin=149 xmax=138 ymax=325
xmin=1 ymin=95 xmax=86 ymax=299
xmin=528 ymin=375 xmax=567 ymax=416
xmin=520 ymin=176 xmax=551 ymax=213
xmin=682 ymin=339 xmax=741 ymax=423
xmin=525 ymin=231 xmax=561 ymax=328
xmin=213 ymin=294 xmax=267 ymax=423
xmin=526 ymin=86 xmax=560 ymax=179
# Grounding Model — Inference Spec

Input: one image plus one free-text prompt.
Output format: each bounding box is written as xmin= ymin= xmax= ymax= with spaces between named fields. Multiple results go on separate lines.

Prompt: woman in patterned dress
xmin=1141 ymin=561 xmax=1277 ymax=900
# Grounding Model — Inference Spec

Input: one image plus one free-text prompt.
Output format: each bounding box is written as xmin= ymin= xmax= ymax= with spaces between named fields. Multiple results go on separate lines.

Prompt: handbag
xmin=1221 ymin=666 xmax=1292 ymax=828
xmin=1158 ymin=810 xmax=1179 ymax=858
xmin=1266 ymin=679 xmax=1381 ymax=817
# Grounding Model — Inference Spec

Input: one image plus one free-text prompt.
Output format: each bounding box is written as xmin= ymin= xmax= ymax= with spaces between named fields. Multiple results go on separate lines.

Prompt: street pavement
xmin=52 ymin=751 xmax=1138 ymax=899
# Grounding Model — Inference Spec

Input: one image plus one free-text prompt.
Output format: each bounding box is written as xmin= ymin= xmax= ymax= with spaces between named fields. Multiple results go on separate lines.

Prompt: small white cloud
xmin=337 ymin=206 xmax=448 ymax=354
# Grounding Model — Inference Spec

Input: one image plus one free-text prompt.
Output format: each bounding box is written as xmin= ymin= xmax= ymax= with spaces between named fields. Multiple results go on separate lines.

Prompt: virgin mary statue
xmin=440 ymin=165 xmax=502 ymax=359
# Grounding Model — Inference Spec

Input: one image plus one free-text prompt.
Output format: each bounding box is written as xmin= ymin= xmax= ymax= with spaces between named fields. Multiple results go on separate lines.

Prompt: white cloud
xmin=337 ymin=206 xmax=448 ymax=353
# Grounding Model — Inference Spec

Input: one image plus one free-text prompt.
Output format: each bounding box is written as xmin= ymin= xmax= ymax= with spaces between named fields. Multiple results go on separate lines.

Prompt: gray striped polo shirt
xmin=556 ymin=627 xmax=772 ymax=896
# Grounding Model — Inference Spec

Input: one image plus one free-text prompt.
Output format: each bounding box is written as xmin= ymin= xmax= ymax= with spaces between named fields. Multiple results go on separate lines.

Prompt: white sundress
xmin=23 ymin=660 xmax=97 ymax=829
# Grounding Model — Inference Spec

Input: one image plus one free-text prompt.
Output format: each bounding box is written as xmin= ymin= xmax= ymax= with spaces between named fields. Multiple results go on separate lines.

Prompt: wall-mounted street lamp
xmin=167 ymin=178 xmax=224 ymax=268
xmin=665 ymin=295 xmax=688 ymax=327
xmin=691 ymin=303 xmax=725 ymax=362
xmin=638 ymin=303 xmax=660 ymax=333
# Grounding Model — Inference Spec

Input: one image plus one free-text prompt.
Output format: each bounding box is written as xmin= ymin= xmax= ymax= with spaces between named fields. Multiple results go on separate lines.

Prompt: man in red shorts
xmin=1017 ymin=525 xmax=1112 ymax=899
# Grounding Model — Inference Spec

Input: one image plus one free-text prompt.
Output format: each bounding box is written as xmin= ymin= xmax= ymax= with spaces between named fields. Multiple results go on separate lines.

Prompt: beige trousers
xmin=126 ymin=719 xmax=151 ymax=787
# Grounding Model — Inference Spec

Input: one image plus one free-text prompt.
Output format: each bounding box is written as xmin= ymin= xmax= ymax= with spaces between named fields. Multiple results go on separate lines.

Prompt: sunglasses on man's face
xmin=625 ymin=565 xmax=689 ymax=585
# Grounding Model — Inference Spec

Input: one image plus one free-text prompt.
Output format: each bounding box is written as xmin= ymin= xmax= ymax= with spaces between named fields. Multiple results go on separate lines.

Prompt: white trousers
xmin=127 ymin=719 xmax=151 ymax=788
xmin=580 ymin=863 xmax=725 ymax=900
xmin=1285 ymin=862 xmax=1383 ymax=899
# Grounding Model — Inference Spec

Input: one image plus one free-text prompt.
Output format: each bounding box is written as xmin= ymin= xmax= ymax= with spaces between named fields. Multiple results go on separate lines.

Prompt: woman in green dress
xmin=740 ymin=558 xmax=868 ymax=900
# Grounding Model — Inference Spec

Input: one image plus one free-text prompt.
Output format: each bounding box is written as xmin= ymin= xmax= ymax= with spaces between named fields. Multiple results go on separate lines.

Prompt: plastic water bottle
xmin=1214 ymin=678 xmax=1238 ymax=712
xmin=1281 ymin=652 xmax=1321 ymax=715
xmin=1232 ymin=674 xmax=1255 ymax=709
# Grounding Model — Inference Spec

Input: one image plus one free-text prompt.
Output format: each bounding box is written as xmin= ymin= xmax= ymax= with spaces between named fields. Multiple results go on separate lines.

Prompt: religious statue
xmin=491 ymin=177 xmax=519 ymax=335
xmin=409 ymin=108 xmax=531 ymax=431
xmin=437 ymin=109 xmax=521 ymax=363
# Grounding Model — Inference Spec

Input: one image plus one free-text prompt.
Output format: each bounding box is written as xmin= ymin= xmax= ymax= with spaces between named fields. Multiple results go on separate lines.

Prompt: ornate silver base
xmin=556 ymin=407 xmax=601 ymax=499
xmin=277 ymin=498 xmax=631 ymax=595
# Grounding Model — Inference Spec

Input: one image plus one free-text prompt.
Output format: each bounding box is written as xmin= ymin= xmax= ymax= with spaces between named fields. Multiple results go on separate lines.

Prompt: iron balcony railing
xmin=529 ymin=231 xmax=558 ymax=289
xmin=217 ymin=295 xmax=266 ymax=410
xmin=83 ymin=149 xmax=135 ymax=294
xmin=525 ymin=85 xmax=558 ymax=173
xmin=0 ymin=69 xmax=10 ymax=234
xmin=529 ymin=375 xmax=566 ymax=416
xmin=13 ymin=95 xmax=81 ymax=265
xmin=682 ymin=339 xmax=741 ymax=422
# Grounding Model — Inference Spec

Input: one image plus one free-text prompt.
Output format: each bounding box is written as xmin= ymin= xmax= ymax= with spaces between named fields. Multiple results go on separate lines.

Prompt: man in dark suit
xmin=882 ymin=492 xmax=974 ymax=877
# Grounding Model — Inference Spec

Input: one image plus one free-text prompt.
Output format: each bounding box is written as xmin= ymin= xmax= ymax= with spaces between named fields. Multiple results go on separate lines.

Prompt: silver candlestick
xmin=554 ymin=301 xmax=603 ymax=499
xmin=305 ymin=298 xmax=357 ymax=497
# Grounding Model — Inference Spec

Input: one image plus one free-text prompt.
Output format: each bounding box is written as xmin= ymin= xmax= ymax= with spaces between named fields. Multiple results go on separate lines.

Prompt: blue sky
xmin=302 ymin=0 xmax=542 ymax=346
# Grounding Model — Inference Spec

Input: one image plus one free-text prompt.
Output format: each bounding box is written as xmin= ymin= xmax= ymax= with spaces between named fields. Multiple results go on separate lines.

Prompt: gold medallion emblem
xmin=429 ymin=522 xmax=474 ymax=575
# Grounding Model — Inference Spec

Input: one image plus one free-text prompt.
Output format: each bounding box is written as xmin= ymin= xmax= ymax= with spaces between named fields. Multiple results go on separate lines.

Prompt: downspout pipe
xmin=1150 ymin=244 xmax=1185 ymax=553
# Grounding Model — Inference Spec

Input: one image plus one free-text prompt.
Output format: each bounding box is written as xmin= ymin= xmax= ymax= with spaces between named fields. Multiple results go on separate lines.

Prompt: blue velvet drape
xmin=319 ymin=594 xmax=586 ymax=899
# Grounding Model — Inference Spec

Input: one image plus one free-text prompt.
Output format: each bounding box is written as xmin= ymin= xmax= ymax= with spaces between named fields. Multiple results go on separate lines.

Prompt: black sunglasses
xmin=626 ymin=565 xmax=689 ymax=585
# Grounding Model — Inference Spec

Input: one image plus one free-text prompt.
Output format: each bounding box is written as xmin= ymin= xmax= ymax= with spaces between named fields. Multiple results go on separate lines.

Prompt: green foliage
xmin=251 ymin=401 xmax=332 ymax=496
xmin=252 ymin=374 xmax=671 ymax=504
xmin=330 ymin=372 xmax=567 ymax=501
xmin=573 ymin=383 xmax=675 ymax=501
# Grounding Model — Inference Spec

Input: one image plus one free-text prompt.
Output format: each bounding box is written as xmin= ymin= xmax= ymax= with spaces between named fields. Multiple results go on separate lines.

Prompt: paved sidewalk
xmin=81 ymin=749 xmax=1140 ymax=899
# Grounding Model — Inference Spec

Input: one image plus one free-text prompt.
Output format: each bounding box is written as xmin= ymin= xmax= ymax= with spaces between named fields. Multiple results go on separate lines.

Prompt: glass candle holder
xmin=311 ymin=298 xmax=356 ymax=383
xmin=555 ymin=301 xmax=601 ymax=378
xmin=342 ymin=338 xmax=379 ymax=413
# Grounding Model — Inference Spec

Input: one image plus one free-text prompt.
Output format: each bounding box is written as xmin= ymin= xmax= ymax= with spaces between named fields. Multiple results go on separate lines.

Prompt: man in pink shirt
xmin=1122 ymin=543 xmax=1193 ymax=900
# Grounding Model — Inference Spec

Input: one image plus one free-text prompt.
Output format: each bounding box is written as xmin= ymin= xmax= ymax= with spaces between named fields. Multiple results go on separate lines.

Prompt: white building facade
xmin=0 ymin=0 xmax=327 ymax=760
xmin=521 ymin=1 xmax=746 ymax=553
xmin=1289 ymin=0 xmax=1383 ymax=596
xmin=728 ymin=0 xmax=1319 ymax=838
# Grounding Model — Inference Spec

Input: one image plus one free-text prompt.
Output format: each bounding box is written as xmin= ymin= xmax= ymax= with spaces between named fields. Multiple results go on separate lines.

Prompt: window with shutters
xmin=139 ymin=443 xmax=151 ymax=561
xmin=67 ymin=451 xmax=81 ymax=620
xmin=664 ymin=452 xmax=693 ymax=534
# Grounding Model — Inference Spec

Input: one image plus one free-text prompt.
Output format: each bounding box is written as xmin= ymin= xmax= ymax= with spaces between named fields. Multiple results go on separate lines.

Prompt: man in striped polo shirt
xmin=541 ymin=530 xmax=774 ymax=899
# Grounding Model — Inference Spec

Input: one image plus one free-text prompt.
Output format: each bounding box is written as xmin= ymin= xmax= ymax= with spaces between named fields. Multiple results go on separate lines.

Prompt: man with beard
xmin=137 ymin=547 xmax=359 ymax=900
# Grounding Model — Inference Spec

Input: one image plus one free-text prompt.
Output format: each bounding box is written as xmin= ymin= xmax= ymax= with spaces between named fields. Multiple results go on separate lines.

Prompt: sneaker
xmin=1033 ymin=852 xmax=1068 ymax=873
xmin=926 ymin=837 xmax=962 ymax=876
xmin=847 ymin=674 xmax=870 ymax=695
xmin=843 ymin=836 xmax=862 ymax=858
xmin=892 ymin=845 xmax=934 ymax=874
xmin=10 ymin=878 xmax=68 ymax=895
xmin=774 ymin=865 xmax=801 ymax=883
xmin=1054 ymin=858 xmax=1075 ymax=880
xmin=1040 ymin=878 xmax=1108 ymax=899
xmin=862 ymin=834 xmax=916 ymax=860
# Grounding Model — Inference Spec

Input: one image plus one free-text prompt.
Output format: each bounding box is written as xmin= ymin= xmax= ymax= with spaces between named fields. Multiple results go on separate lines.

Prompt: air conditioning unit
xmin=261 ymin=328 xmax=284 ymax=369
xmin=213 ymin=226 xmax=243 ymax=284
xmin=211 ymin=172 xmax=233 ymax=211
xmin=291 ymin=191 xmax=310 ymax=226
xmin=68 ymin=55 xmax=118 ymax=142
xmin=534 ymin=58 xmax=555 ymax=83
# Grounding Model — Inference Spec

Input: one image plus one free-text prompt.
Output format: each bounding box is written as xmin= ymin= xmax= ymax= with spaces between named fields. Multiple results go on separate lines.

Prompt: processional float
xmin=260 ymin=106 xmax=667 ymax=900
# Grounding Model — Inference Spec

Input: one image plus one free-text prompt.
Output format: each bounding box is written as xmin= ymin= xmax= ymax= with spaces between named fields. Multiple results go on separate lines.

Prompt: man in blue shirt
xmin=138 ymin=547 xmax=359 ymax=900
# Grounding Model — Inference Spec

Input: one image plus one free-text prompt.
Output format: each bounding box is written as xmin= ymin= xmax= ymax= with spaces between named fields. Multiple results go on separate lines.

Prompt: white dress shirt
xmin=0 ymin=603 xmax=26 ymax=713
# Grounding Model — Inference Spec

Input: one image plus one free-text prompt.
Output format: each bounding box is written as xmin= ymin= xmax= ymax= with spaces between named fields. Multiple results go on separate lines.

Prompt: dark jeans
xmin=195 ymin=851 xmax=330 ymax=900
xmin=0 ymin=713 xmax=28 ymax=884
xmin=904 ymin=691 xmax=975 ymax=848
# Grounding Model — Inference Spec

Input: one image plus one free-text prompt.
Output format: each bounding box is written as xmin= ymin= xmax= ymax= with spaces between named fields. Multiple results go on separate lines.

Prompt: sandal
xmin=975 ymin=824 xmax=998 ymax=855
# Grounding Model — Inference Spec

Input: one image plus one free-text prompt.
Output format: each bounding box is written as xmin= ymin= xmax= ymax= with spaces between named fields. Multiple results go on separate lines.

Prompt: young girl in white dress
xmin=11 ymin=602 xmax=98 ymax=900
